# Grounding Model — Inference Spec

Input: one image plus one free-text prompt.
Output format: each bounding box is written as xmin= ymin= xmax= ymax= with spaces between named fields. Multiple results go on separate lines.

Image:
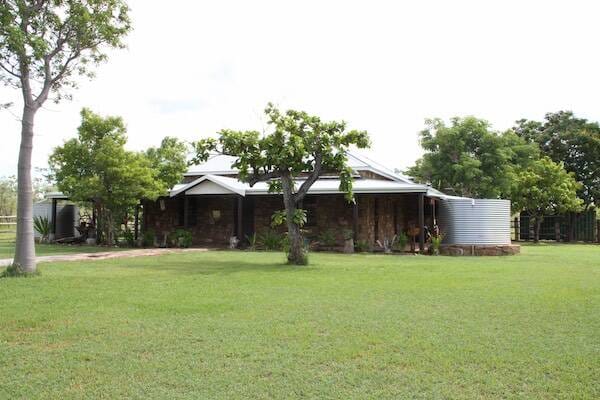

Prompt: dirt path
xmin=0 ymin=248 xmax=209 ymax=267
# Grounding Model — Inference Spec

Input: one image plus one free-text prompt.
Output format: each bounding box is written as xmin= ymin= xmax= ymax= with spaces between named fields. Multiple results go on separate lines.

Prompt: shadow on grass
xmin=122 ymin=255 xmax=321 ymax=276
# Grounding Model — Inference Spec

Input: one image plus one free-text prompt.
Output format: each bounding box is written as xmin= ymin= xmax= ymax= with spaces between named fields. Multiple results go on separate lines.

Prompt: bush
xmin=142 ymin=230 xmax=155 ymax=247
xmin=395 ymin=231 xmax=409 ymax=252
xmin=317 ymin=229 xmax=337 ymax=248
xmin=355 ymin=240 xmax=370 ymax=253
xmin=245 ymin=233 xmax=257 ymax=251
xmin=342 ymin=229 xmax=354 ymax=241
xmin=0 ymin=264 xmax=40 ymax=278
xmin=429 ymin=232 xmax=444 ymax=256
xmin=33 ymin=215 xmax=51 ymax=243
xmin=121 ymin=229 xmax=135 ymax=247
xmin=168 ymin=229 xmax=193 ymax=248
xmin=258 ymin=230 xmax=283 ymax=250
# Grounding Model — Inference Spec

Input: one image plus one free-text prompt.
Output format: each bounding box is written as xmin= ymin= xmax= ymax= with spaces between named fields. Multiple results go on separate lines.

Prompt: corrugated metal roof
xmin=171 ymin=174 xmax=428 ymax=197
xmin=184 ymin=151 xmax=414 ymax=183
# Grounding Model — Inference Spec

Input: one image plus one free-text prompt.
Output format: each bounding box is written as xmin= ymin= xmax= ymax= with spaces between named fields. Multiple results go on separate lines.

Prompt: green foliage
xmin=511 ymin=157 xmax=583 ymax=217
xmin=49 ymin=109 xmax=165 ymax=245
xmin=257 ymin=230 xmax=284 ymax=251
xmin=192 ymin=103 xmax=370 ymax=265
xmin=145 ymin=137 xmax=189 ymax=190
xmin=0 ymin=0 xmax=131 ymax=102
xmin=271 ymin=209 xmax=307 ymax=228
xmin=408 ymin=117 xmax=538 ymax=198
xmin=0 ymin=176 xmax=17 ymax=216
xmin=33 ymin=215 xmax=51 ymax=242
xmin=318 ymin=229 xmax=337 ymax=247
xmin=428 ymin=232 xmax=444 ymax=256
xmin=245 ymin=233 xmax=257 ymax=251
xmin=355 ymin=240 xmax=370 ymax=253
xmin=0 ymin=264 xmax=40 ymax=278
xmin=514 ymin=111 xmax=600 ymax=207
xmin=142 ymin=230 xmax=155 ymax=248
xmin=121 ymin=229 xmax=135 ymax=248
xmin=167 ymin=229 xmax=193 ymax=248
xmin=395 ymin=231 xmax=409 ymax=251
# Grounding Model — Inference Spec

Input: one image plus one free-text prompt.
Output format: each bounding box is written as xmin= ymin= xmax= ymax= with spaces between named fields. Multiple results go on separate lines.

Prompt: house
xmin=142 ymin=152 xmax=441 ymax=251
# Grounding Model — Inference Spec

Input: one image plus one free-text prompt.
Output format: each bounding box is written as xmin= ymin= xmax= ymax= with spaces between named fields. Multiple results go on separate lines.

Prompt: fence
xmin=0 ymin=215 xmax=16 ymax=243
xmin=512 ymin=210 xmax=599 ymax=242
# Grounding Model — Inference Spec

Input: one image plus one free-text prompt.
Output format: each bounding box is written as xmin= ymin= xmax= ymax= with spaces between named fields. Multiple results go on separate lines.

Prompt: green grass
xmin=0 ymin=230 xmax=123 ymax=259
xmin=1 ymin=244 xmax=599 ymax=399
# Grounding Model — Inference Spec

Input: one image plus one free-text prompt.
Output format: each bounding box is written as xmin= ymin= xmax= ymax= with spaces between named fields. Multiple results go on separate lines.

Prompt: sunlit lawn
xmin=1 ymin=244 xmax=599 ymax=399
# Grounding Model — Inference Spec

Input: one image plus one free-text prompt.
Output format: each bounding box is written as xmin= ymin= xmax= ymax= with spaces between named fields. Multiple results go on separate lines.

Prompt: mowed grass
xmin=0 ymin=230 xmax=123 ymax=259
xmin=1 ymin=245 xmax=599 ymax=399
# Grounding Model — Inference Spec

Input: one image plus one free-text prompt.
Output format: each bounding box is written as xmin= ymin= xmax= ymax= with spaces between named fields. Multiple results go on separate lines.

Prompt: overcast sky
xmin=1 ymin=0 xmax=599 ymax=177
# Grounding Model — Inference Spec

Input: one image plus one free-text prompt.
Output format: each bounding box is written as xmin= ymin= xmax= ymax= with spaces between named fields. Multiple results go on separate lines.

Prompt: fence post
xmin=597 ymin=220 xmax=600 ymax=244
xmin=514 ymin=217 xmax=519 ymax=241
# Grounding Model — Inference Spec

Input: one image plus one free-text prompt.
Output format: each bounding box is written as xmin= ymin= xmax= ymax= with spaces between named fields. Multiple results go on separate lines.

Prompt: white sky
xmin=1 ymin=0 xmax=600 ymax=177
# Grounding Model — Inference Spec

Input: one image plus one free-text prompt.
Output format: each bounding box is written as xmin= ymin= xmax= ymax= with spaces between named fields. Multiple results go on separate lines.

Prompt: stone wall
xmin=144 ymin=193 xmax=430 ymax=248
xmin=143 ymin=196 xmax=236 ymax=246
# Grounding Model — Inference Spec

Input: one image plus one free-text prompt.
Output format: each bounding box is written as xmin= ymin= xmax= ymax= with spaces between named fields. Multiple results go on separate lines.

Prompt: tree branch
xmin=293 ymin=152 xmax=323 ymax=202
xmin=247 ymin=170 xmax=282 ymax=186
xmin=0 ymin=61 xmax=21 ymax=79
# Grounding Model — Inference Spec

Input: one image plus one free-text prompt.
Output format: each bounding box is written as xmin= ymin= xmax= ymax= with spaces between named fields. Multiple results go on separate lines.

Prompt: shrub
xmin=355 ymin=240 xmax=370 ymax=253
xmin=395 ymin=231 xmax=409 ymax=252
xmin=258 ymin=230 xmax=283 ymax=250
xmin=429 ymin=232 xmax=444 ymax=256
xmin=245 ymin=233 xmax=257 ymax=251
xmin=121 ymin=228 xmax=135 ymax=247
xmin=168 ymin=229 xmax=193 ymax=248
xmin=33 ymin=215 xmax=51 ymax=243
xmin=142 ymin=230 xmax=155 ymax=247
xmin=317 ymin=229 xmax=337 ymax=248
xmin=376 ymin=235 xmax=397 ymax=253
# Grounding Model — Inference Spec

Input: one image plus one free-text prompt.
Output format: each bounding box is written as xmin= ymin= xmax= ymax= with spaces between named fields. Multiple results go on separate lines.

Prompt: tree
xmin=145 ymin=137 xmax=189 ymax=190
xmin=0 ymin=176 xmax=17 ymax=216
xmin=0 ymin=1 xmax=131 ymax=272
xmin=49 ymin=109 xmax=164 ymax=245
xmin=511 ymin=157 xmax=583 ymax=243
xmin=514 ymin=111 xmax=600 ymax=207
xmin=407 ymin=117 xmax=538 ymax=198
xmin=193 ymin=103 xmax=370 ymax=265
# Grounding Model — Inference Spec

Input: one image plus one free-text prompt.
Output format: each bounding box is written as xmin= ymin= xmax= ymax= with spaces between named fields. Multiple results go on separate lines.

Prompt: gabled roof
xmin=171 ymin=174 xmax=429 ymax=197
xmin=185 ymin=151 xmax=414 ymax=183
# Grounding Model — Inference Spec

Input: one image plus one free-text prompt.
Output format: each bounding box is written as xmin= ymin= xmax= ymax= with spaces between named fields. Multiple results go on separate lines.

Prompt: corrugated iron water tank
xmin=438 ymin=198 xmax=511 ymax=245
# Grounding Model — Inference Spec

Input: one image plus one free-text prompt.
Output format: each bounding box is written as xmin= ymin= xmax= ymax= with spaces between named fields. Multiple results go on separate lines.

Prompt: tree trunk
xmin=13 ymin=105 xmax=37 ymax=273
xmin=534 ymin=216 xmax=542 ymax=243
xmin=281 ymin=175 xmax=306 ymax=265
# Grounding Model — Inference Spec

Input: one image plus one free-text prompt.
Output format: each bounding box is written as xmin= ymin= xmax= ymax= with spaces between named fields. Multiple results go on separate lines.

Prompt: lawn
xmin=1 ymin=244 xmax=599 ymax=399
xmin=0 ymin=230 xmax=124 ymax=259
xmin=0 ymin=242 xmax=123 ymax=259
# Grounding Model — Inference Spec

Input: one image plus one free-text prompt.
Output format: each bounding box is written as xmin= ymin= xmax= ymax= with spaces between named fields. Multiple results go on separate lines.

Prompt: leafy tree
xmin=145 ymin=137 xmax=189 ymax=190
xmin=514 ymin=111 xmax=600 ymax=207
xmin=193 ymin=103 xmax=370 ymax=265
xmin=0 ymin=176 xmax=17 ymax=216
xmin=0 ymin=0 xmax=131 ymax=272
xmin=511 ymin=157 xmax=583 ymax=242
xmin=407 ymin=117 xmax=538 ymax=198
xmin=49 ymin=109 xmax=163 ymax=245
